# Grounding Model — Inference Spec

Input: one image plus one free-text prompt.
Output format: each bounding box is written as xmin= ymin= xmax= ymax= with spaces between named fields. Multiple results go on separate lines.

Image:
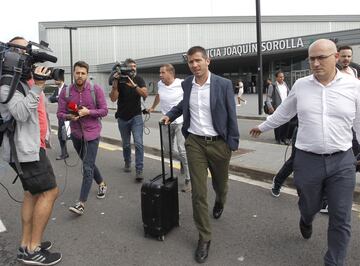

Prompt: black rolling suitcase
xmin=141 ymin=122 xmax=179 ymax=241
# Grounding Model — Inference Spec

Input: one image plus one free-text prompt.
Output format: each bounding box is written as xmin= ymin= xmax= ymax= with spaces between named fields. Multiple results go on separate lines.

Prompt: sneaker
xmin=181 ymin=180 xmax=192 ymax=193
xmin=244 ymin=100 xmax=247 ymax=104
xmin=135 ymin=171 xmax=143 ymax=183
xmin=320 ymin=202 xmax=328 ymax=214
xmin=22 ymin=247 xmax=62 ymax=266
xmin=69 ymin=202 xmax=84 ymax=215
xmin=97 ymin=182 xmax=107 ymax=199
xmin=17 ymin=241 xmax=52 ymax=262
xmin=123 ymin=162 xmax=131 ymax=172
xmin=271 ymin=177 xmax=281 ymax=197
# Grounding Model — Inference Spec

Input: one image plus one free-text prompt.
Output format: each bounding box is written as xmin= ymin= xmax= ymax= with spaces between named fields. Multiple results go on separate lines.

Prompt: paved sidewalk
xmin=47 ymin=93 xmax=360 ymax=203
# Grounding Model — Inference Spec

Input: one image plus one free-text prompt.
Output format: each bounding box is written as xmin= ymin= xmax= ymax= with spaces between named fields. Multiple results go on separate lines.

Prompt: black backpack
xmin=0 ymin=75 xmax=26 ymax=178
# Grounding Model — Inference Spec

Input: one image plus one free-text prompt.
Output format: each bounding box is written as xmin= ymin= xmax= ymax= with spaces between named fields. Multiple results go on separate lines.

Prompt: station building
xmin=39 ymin=15 xmax=360 ymax=94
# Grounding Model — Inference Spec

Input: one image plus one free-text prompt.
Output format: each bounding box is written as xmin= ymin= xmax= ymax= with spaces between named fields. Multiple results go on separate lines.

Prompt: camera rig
xmin=0 ymin=40 xmax=64 ymax=103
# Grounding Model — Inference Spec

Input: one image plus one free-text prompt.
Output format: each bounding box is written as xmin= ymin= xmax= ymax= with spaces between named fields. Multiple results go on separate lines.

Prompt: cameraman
xmin=109 ymin=58 xmax=148 ymax=182
xmin=0 ymin=37 xmax=61 ymax=265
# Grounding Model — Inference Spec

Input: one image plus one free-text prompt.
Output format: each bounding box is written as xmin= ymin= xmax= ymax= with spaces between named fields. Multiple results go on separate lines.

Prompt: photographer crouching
xmin=109 ymin=58 xmax=148 ymax=182
xmin=0 ymin=37 xmax=62 ymax=265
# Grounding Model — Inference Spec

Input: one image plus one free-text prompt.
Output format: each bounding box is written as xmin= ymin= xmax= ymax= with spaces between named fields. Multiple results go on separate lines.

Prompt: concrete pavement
xmin=47 ymin=93 xmax=360 ymax=204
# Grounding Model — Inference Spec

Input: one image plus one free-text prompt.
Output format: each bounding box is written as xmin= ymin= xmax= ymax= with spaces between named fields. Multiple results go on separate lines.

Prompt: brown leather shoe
xmin=195 ymin=240 xmax=210 ymax=263
xmin=213 ymin=201 xmax=223 ymax=219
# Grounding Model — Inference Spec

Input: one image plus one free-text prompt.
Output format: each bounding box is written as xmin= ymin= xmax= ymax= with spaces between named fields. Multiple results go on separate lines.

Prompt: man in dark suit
xmin=162 ymin=46 xmax=239 ymax=264
xmin=49 ymin=75 xmax=69 ymax=160
xmin=265 ymin=71 xmax=291 ymax=144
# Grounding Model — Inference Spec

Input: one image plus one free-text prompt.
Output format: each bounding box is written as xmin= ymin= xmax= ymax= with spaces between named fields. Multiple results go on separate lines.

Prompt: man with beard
xmin=57 ymin=61 xmax=108 ymax=215
xmin=337 ymin=45 xmax=359 ymax=78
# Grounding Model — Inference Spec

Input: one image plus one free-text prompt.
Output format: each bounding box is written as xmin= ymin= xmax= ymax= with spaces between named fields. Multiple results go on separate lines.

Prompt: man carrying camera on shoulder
xmin=109 ymin=58 xmax=148 ymax=182
xmin=0 ymin=37 xmax=62 ymax=265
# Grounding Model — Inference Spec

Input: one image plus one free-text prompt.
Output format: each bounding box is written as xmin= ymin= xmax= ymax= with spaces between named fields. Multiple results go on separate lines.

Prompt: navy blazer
xmin=166 ymin=73 xmax=239 ymax=151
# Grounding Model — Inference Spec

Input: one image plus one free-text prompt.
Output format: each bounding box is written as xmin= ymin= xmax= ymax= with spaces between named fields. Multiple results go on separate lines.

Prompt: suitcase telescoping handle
xmin=159 ymin=121 xmax=174 ymax=184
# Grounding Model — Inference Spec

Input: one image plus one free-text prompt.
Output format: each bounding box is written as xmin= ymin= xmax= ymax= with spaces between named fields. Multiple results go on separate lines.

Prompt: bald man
xmin=250 ymin=39 xmax=360 ymax=266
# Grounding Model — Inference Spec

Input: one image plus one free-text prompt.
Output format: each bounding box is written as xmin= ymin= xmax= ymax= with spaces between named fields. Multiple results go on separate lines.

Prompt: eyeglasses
xmin=309 ymin=53 xmax=335 ymax=63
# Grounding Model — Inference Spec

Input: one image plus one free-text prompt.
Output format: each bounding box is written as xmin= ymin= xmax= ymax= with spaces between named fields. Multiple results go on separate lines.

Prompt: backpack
xmin=0 ymin=75 xmax=27 ymax=178
xmin=0 ymin=75 xmax=26 ymax=145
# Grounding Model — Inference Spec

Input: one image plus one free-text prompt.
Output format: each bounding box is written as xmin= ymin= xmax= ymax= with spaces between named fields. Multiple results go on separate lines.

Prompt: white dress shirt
xmin=259 ymin=70 xmax=360 ymax=154
xmin=188 ymin=72 xmax=218 ymax=136
xmin=158 ymin=78 xmax=184 ymax=124
xmin=277 ymin=82 xmax=288 ymax=102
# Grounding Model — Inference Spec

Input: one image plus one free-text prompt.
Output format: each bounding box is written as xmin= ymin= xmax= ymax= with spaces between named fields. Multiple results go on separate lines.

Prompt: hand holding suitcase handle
xmin=159 ymin=121 xmax=174 ymax=184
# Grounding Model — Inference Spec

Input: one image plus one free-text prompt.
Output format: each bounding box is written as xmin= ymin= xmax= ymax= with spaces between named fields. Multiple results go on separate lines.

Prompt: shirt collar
xmin=309 ymin=68 xmax=343 ymax=83
xmin=192 ymin=71 xmax=211 ymax=86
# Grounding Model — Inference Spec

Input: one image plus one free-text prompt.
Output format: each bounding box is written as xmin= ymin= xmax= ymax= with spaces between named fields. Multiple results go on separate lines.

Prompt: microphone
xmin=67 ymin=101 xmax=79 ymax=115
xmin=32 ymin=51 xmax=58 ymax=63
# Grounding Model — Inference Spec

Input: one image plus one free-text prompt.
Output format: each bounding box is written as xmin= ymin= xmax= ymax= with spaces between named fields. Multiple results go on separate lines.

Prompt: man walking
xmin=250 ymin=39 xmax=360 ymax=266
xmin=57 ymin=61 xmax=108 ymax=215
xmin=148 ymin=64 xmax=191 ymax=192
xmin=162 ymin=46 xmax=239 ymax=264
xmin=109 ymin=58 xmax=148 ymax=182
xmin=0 ymin=37 xmax=61 ymax=265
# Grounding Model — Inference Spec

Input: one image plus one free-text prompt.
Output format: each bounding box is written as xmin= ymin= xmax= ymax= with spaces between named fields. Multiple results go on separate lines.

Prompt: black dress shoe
xmin=56 ymin=154 xmax=69 ymax=160
xmin=299 ymin=218 xmax=312 ymax=239
xmin=195 ymin=240 xmax=211 ymax=263
xmin=213 ymin=201 xmax=223 ymax=219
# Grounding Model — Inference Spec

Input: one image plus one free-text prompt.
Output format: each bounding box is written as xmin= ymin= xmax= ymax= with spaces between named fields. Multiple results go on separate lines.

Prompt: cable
xmin=141 ymin=101 xmax=151 ymax=135
xmin=0 ymin=181 xmax=22 ymax=203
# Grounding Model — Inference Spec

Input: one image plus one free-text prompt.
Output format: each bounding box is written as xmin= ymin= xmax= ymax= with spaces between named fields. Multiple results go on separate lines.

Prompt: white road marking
xmin=0 ymin=219 xmax=7 ymax=233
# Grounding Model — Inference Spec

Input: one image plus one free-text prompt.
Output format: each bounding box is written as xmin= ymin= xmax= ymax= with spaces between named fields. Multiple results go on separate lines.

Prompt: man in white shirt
xmin=265 ymin=71 xmax=291 ymax=144
xmin=337 ymin=45 xmax=358 ymax=78
xmin=148 ymin=64 xmax=191 ymax=192
xmin=250 ymin=39 xmax=360 ymax=266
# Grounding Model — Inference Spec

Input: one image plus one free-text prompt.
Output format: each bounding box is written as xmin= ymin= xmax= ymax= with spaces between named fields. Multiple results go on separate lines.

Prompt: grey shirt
xmin=0 ymin=78 xmax=42 ymax=162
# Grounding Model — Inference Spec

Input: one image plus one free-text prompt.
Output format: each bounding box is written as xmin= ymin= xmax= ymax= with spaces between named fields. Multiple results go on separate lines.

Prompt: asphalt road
xmin=1 ymin=137 xmax=359 ymax=266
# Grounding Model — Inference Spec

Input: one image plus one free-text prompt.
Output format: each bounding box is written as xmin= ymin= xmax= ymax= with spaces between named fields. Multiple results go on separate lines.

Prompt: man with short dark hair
xmin=337 ymin=45 xmax=358 ymax=77
xmin=0 ymin=36 xmax=62 ymax=265
xmin=265 ymin=70 xmax=291 ymax=144
xmin=109 ymin=58 xmax=148 ymax=182
xmin=162 ymin=46 xmax=239 ymax=264
xmin=250 ymin=39 xmax=360 ymax=266
xmin=57 ymin=60 xmax=108 ymax=215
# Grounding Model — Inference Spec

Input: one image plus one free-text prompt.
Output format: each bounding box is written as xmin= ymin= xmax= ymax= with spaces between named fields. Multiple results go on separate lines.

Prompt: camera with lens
xmin=0 ymin=40 xmax=63 ymax=81
xmin=108 ymin=61 xmax=136 ymax=85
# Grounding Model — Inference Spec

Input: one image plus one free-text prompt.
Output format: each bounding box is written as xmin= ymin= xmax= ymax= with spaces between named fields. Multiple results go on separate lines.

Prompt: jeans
xmin=71 ymin=135 xmax=103 ymax=202
xmin=117 ymin=115 xmax=144 ymax=173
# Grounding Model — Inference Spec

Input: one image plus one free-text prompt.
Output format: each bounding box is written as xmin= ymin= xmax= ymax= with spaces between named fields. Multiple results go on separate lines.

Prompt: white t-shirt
xmin=158 ymin=78 xmax=184 ymax=124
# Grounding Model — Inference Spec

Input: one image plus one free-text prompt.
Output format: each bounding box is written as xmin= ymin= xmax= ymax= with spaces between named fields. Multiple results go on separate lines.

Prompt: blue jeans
xmin=117 ymin=115 xmax=144 ymax=172
xmin=71 ymin=135 xmax=103 ymax=202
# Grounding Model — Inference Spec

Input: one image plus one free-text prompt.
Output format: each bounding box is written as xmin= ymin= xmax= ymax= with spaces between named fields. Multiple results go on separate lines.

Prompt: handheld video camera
xmin=108 ymin=61 xmax=136 ymax=85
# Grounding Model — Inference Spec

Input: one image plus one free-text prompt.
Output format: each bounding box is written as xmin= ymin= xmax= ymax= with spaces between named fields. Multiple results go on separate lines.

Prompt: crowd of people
xmin=1 ymin=35 xmax=359 ymax=266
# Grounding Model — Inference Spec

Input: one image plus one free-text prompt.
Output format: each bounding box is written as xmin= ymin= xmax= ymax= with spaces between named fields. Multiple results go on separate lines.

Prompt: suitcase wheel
xmin=158 ymin=235 xmax=165 ymax=241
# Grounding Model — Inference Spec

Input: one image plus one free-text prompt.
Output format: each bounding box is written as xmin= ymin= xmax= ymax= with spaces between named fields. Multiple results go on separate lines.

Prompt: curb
xmin=52 ymin=125 xmax=360 ymax=204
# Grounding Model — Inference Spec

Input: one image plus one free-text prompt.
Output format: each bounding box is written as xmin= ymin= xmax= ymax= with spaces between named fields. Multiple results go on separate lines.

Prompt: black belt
xmin=304 ymin=150 xmax=344 ymax=157
xmin=192 ymin=134 xmax=221 ymax=142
